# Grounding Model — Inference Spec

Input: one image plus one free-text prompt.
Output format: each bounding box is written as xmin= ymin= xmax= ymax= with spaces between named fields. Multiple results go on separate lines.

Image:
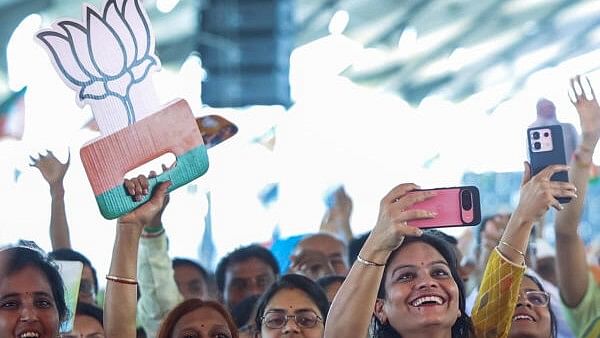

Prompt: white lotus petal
xmin=104 ymin=0 xmax=136 ymax=67
xmin=37 ymin=32 xmax=90 ymax=86
xmin=86 ymin=6 xmax=126 ymax=77
xmin=130 ymin=57 xmax=156 ymax=81
xmin=123 ymin=0 xmax=154 ymax=61
xmin=80 ymin=81 xmax=108 ymax=99
xmin=58 ymin=22 xmax=102 ymax=78
xmin=106 ymin=72 xmax=132 ymax=97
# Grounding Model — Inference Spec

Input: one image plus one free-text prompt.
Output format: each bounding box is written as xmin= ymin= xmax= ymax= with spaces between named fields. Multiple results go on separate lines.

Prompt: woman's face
xmin=0 ymin=265 xmax=60 ymax=338
xmin=508 ymin=276 xmax=552 ymax=338
xmin=259 ymin=288 xmax=324 ymax=338
xmin=171 ymin=306 xmax=233 ymax=338
xmin=379 ymin=242 xmax=460 ymax=335
xmin=61 ymin=314 xmax=104 ymax=338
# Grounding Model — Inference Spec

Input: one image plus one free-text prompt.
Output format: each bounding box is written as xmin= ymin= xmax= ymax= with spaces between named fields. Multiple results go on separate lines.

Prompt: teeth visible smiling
xmin=19 ymin=332 xmax=39 ymax=338
xmin=513 ymin=314 xmax=535 ymax=322
xmin=410 ymin=295 xmax=444 ymax=306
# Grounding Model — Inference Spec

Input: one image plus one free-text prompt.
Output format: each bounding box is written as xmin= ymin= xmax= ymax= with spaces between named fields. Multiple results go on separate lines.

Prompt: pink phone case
xmin=406 ymin=186 xmax=480 ymax=229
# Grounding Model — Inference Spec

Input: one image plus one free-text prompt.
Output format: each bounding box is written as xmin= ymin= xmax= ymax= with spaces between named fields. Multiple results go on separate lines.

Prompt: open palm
xmin=30 ymin=150 xmax=70 ymax=185
xmin=570 ymin=76 xmax=600 ymax=142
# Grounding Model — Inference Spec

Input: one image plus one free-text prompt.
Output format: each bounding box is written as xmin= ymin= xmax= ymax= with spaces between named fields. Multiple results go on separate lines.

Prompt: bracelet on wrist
xmin=106 ymin=275 xmax=138 ymax=285
xmin=356 ymin=255 xmax=386 ymax=267
xmin=498 ymin=240 xmax=525 ymax=258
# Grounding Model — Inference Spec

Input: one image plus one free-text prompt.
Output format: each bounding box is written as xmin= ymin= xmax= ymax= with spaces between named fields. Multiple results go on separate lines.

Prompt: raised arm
xmin=319 ymin=186 xmax=354 ymax=242
xmin=135 ymin=181 xmax=183 ymax=338
xmin=472 ymin=163 xmax=576 ymax=338
xmin=104 ymin=180 xmax=171 ymax=338
xmin=30 ymin=150 xmax=71 ymax=249
xmin=324 ymin=183 xmax=434 ymax=338
xmin=555 ymin=75 xmax=600 ymax=307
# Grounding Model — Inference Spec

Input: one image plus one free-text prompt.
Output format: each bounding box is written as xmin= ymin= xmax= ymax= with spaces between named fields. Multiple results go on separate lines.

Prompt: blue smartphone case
xmin=527 ymin=125 xmax=571 ymax=203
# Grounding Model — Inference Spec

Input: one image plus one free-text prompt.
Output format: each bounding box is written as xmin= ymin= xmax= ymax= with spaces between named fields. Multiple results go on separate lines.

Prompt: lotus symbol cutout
xmin=37 ymin=0 xmax=159 ymax=125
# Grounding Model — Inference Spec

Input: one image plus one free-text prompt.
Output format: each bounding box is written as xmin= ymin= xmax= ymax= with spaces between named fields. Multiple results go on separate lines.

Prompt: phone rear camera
xmin=532 ymin=131 xmax=540 ymax=140
xmin=461 ymin=190 xmax=472 ymax=211
xmin=543 ymin=132 xmax=549 ymax=137
xmin=533 ymin=142 xmax=541 ymax=150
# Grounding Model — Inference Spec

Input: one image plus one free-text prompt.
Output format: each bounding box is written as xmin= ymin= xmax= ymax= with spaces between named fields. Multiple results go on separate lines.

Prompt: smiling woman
xmin=0 ymin=246 xmax=68 ymax=338
xmin=372 ymin=234 xmax=473 ymax=337
xmin=325 ymin=166 xmax=576 ymax=338
xmin=508 ymin=274 xmax=556 ymax=338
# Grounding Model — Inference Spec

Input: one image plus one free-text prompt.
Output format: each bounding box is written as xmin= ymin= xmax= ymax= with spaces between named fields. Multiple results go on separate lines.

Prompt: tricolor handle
xmin=80 ymin=99 xmax=209 ymax=219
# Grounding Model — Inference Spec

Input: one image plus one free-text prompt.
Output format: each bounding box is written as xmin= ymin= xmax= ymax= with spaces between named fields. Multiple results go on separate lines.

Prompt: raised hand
xmin=30 ymin=150 xmax=70 ymax=186
xmin=365 ymin=183 xmax=436 ymax=255
xmin=513 ymin=163 xmax=577 ymax=222
xmin=570 ymin=75 xmax=600 ymax=143
xmin=119 ymin=181 xmax=171 ymax=228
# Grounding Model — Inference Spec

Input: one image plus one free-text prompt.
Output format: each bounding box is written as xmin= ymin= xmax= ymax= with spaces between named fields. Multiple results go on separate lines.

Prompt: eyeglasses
xmin=261 ymin=310 xmax=323 ymax=329
xmin=520 ymin=290 xmax=550 ymax=306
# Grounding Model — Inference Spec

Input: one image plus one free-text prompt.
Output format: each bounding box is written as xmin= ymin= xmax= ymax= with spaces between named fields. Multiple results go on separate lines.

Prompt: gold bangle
xmin=106 ymin=275 xmax=138 ymax=285
xmin=499 ymin=241 xmax=525 ymax=257
xmin=356 ymin=255 xmax=386 ymax=267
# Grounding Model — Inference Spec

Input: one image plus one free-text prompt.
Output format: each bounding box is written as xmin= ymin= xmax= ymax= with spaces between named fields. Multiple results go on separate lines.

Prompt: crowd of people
xmin=1 ymin=75 xmax=599 ymax=338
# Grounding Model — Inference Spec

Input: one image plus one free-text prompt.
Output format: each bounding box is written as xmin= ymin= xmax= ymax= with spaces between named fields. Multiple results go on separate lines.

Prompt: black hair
xmin=75 ymin=302 xmax=104 ymax=327
xmin=427 ymin=229 xmax=458 ymax=246
xmin=316 ymin=275 xmax=345 ymax=290
xmin=1 ymin=246 xmax=68 ymax=323
xmin=374 ymin=232 xmax=475 ymax=338
xmin=215 ymin=244 xmax=279 ymax=294
xmin=49 ymin=248 xmax=98 ymax=295
xmin=231 ymin=294 xmax=260 ymax=328
xmin=254 ymin=274 xmax=330 ymax=331
xmin=522 ymin=274 xmax=557 ymax=338
xmin=172 ymin=257 xmax=209 ymax=281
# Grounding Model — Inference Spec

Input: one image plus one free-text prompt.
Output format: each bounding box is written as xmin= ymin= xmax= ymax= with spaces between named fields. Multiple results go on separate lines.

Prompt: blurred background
xmin=1 ymin=0 xmax=600 ymax=284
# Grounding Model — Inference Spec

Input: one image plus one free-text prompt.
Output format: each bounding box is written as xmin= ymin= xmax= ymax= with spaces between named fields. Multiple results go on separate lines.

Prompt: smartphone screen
xmin=406 ymin=186 xmax=481 ymax=229
xmin=527 ymin=125 xmax=570 ymax=203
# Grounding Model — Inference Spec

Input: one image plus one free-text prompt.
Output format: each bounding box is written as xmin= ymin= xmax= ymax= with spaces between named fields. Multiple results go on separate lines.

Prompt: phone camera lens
xmin=532 ymin=131 xmax=540 ymax=140
xmin=543 ymin=132 xmax=549 ymax=137
xmin=461 ymin=190 xmax=472 ymax=210
xmin=534 ymin=142 xmax=541 ymax=150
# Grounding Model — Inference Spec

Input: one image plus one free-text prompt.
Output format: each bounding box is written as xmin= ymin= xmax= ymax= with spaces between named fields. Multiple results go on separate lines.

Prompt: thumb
xmin=150 ymin=181 xmax=171 ymax=205
xmin=521 ymin=161 xmax=532 ymax=186
xmin=65 ymin=149 xmax=71 ymax=167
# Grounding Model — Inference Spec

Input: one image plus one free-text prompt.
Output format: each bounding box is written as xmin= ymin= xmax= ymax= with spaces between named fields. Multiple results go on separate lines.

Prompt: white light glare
xmin=156 ymin=0 xmax=180 ymax=13
xmin=398 ymin=26 xmax=418 ymax=50
xmin=7 ymin=13 xmax=42 ymax=91
xmin=328 ymin=10 xmax=349 ymax=35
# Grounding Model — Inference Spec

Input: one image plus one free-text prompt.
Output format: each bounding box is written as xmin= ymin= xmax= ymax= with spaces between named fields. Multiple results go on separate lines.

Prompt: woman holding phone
xmin=324 ymin=161 xmax=576 ymax=338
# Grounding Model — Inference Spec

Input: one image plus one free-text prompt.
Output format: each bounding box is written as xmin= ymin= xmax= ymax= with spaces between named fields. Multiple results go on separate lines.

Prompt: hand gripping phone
xmin=527 ymin=125 xmax=571 ymax=204
xmin=406 ymin=186 xmax=481 ymax=229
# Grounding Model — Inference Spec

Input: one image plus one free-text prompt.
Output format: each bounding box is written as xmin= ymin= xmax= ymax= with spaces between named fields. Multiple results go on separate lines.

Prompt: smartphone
xmin=406 ymin=186 xmax=481 ymax=229
xmin=527 ymin=125 xmax=571 ymax=203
